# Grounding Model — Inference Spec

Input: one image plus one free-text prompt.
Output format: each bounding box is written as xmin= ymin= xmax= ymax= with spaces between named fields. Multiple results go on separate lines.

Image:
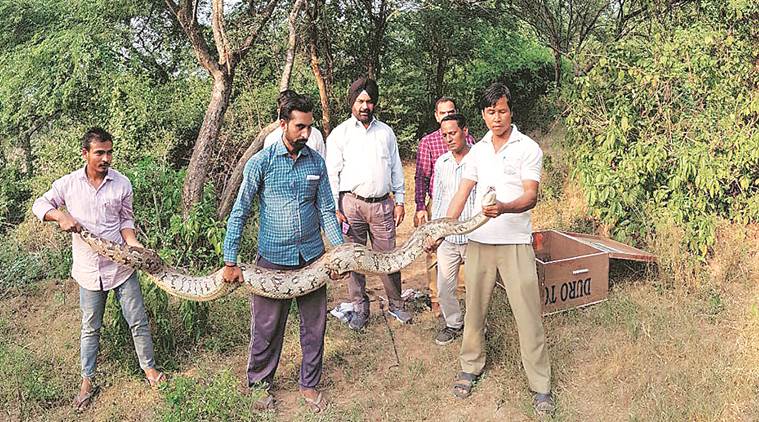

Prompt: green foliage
xmin=0 ymin=235 xmax=71 ymax=296
xmin=382 ymin=7 xmax=557 ymax=154
xmin=563 ymin=0 xmax=759 ymax=257
xmin=157 ymin=370 xmax=272 ymax=422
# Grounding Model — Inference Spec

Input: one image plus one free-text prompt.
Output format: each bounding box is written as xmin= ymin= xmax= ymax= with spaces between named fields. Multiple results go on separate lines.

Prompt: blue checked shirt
xmin=223 ymin=142 xmax=344 ymax=266
xmin=431 ymin=151 xmax=477 ymax=244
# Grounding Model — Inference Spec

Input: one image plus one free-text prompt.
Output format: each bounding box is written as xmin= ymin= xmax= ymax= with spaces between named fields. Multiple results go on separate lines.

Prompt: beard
xmin=291 ymin=137 xmax=308 ymax=151
xmin=356 ymin=109 xmax=373 ymax=123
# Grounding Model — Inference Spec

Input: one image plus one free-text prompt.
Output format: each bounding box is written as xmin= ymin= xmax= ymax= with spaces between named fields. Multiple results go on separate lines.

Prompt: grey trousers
xmin=79 ymin=271 xmax=155 ymax=379
xmin=247 ymin=254 xmax=327 ymax=389
xmin=436 ymin=240 xmax=467 ymax=329
xmin=339 ymin=193 xmax=402 ymax=313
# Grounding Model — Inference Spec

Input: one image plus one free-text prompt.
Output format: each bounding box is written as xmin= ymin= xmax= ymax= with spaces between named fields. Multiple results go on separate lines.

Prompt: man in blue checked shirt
xmin=222 ymin=94 xmax=343 ymax=413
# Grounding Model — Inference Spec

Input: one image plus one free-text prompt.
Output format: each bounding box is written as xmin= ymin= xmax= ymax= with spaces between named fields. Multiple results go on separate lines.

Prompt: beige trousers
xmin=459 ymin=241 xmax=551 ymax=394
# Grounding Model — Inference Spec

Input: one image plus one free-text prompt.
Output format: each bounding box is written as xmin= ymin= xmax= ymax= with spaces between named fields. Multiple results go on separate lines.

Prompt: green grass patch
xmin=156 ymin=369 xmax=272 ymax=422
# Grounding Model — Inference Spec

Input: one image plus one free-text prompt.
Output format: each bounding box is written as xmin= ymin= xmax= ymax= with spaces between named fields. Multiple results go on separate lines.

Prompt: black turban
xmin=347 ymin=77 xmax=379 ymax=108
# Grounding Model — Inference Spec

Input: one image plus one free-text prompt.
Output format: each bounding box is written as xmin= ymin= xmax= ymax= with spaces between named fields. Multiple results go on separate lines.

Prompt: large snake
xmin=79 ymin=189 xmax=496 ymax=301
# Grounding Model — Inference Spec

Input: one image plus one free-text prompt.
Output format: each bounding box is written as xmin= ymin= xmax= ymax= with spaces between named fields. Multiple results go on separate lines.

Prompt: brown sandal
xmin=146 ymin=372 xmax=167 ymax=390
xmin=72 ymin=385 xmax=99 ymax=411
xmin=303 ymin=391 xmax=327 ymax=413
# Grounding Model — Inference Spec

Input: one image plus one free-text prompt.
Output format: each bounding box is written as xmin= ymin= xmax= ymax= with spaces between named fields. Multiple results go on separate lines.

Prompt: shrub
xmin=563 ymin=1 xmax=759 ymax=257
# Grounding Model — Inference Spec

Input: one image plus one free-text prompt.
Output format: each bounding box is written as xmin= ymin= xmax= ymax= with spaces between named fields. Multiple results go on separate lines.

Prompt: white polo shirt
xmin=462 ymin=125 xmax=543 ymax=244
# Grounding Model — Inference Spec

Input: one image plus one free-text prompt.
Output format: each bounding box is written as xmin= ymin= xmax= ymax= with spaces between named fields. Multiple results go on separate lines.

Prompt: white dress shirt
xmin=431 ymin=151 xmax=477 ymax=244
xmin=326 ymin=116 xmax=405 ymax=205
xmin=263 ymin=126 xmax=326 ymax=158
xmin=462 ymin=125 xmax=543 ymax=244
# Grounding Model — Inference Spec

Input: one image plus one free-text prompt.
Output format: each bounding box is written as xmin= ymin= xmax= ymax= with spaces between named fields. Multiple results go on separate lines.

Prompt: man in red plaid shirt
xmin=414 ymin=98 xmax=475 ymax=314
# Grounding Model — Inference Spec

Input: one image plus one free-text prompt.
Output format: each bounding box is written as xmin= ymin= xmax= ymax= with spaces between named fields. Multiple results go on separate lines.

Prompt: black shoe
xmin=435 ymin=326 xmax=463 ymax=346
xmin=348 ymin=312 xmax=368 ymax=331
xmin=534 ymin=392 xmax=555 ymax=415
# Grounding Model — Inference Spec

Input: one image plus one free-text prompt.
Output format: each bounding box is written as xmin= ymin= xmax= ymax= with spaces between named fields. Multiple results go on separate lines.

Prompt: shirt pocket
xmin=303 ymin=175 xmax=320 ymax=200
xmin=501 ymin=156 xmax=520 ymax=177
xmin=102 ymin=195 xmax=122 ymax=224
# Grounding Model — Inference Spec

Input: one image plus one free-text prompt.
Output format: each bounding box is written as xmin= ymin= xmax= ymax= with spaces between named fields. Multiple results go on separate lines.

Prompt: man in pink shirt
xmin=32 ymin=127 xmax=164 ymax=411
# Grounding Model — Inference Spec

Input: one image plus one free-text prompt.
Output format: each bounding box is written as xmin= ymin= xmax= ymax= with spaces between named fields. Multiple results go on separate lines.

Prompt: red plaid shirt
xmin=414 ymin=129 xmax=475 ymax=211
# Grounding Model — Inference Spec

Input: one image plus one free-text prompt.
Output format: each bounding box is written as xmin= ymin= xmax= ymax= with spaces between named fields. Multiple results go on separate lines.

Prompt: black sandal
xmin=452 ymin=372 xmax=478 ymax=398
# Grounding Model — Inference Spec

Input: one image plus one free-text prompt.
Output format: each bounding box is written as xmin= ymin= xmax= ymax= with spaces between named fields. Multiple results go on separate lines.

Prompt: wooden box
xmin=530 ymin=230 xmax=655 ymax=315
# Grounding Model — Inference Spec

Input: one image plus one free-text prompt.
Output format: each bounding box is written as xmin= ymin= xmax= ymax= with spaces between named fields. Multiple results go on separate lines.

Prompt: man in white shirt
xmin=326 ymin=77 xmax=411 ymax=330
xmin=263 ymin=90 xmax=326 ymax=158
xmin=444 ymin=83 xmax=554 ymax=414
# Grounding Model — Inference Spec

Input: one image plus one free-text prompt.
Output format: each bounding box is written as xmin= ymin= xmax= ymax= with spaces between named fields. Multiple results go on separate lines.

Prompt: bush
xmin=563 ymin=1 xmax=759 ymax=257
xmin=0 ymin=234 xmax=71 ymax=297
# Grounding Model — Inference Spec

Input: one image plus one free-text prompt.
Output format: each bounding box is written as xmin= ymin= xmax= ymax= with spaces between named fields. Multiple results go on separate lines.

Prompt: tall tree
xmin=217 ymin=0 xmax=309 ymax=218
xmin=164 ymin=0 xmax=277 ymax=216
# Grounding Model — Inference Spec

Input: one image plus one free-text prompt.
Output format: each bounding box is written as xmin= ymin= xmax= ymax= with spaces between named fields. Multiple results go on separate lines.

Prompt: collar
xmin=274 ymin=137 xmax=310 ymax=158
xmin=79 ymin=165 xmax=114 ymax=181
xmin=481 ymin=124 xmax=521 ymax=146
xmin=349 ymin=114 xmax=377 ymax=129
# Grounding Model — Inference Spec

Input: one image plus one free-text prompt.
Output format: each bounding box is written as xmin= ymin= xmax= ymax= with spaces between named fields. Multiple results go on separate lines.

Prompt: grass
xmin=0 ymin=132 xmax=757 ymax=420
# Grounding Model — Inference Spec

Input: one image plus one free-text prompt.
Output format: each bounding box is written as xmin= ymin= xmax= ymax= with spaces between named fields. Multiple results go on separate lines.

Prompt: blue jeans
xmin=79 ymin=271 xmax=155 ymax=379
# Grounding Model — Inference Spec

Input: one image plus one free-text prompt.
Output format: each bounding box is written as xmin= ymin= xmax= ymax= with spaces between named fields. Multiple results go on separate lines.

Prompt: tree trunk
xmin=182 ymin=73 xmax=233 ymax=215
xmin=217 ymin=121 xmax=279 ymax=218
xmin=434 ymin=54 xmax=446 ymax=99
xmin=310 ymin=43 xmax=332 ymax=137
xmin=553 ymin=49 xmax=562 ymax=89
xmin=279 ymin=0 xmax=306 ymax=92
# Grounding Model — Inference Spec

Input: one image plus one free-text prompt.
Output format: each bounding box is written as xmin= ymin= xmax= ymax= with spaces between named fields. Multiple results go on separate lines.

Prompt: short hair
xmin=435 ymin=97 xmax=457 ymax=111
xmin=478 ymin=82 xmax=513 ymax=112
xmin=279 ymin=94 xmax=314 ymax=121
xmin=82 ymin=127 xmax=113 ymax=150
xmin=441 ymin=113 xmax=467 ymax=129
xmin=277 ymin=89 xmax=299 ymax=109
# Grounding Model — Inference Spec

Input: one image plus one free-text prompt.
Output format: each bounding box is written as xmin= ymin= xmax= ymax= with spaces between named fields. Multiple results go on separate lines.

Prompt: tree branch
xmin=166 ymin=0 xmax=220 ymax=75
xmin=235 ymin=0 xmax=278 ymax=64
xmin=280 ymin=0 xmax=307 ymax=92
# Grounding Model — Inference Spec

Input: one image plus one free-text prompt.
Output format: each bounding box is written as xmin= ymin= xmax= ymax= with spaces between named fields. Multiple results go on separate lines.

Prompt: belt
xmin=342 ymin=191 xmax=389 ymax=203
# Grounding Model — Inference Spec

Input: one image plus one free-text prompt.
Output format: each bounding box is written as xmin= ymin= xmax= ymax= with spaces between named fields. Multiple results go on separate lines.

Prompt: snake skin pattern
xmin=79 ymin=189 xmax=497 ymax=301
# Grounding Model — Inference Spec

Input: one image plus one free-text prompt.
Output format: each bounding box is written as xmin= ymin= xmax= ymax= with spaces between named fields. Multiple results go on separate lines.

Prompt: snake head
xmin=481 ymin=187 xmax=497 ymax=207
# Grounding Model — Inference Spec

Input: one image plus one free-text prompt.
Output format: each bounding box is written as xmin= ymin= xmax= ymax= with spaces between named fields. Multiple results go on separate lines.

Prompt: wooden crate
xmin=492 ymin=230 xmax=655 ymax=315
xmin=532 ymin=230 xmax=610 ymax=315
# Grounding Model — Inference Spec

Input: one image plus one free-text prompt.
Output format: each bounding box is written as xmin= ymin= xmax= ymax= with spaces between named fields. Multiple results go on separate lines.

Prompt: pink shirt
xmin=32 ymin=167 xmax=136 ymax=291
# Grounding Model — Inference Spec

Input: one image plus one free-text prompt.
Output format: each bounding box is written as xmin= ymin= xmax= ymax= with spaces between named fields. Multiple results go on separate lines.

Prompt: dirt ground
xmin=3 ymin=143 xmax=758 ymax=421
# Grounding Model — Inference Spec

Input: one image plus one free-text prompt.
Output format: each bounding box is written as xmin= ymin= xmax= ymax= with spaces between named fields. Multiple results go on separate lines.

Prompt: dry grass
xmin=1 ymin=124 xmax=758 ymax=420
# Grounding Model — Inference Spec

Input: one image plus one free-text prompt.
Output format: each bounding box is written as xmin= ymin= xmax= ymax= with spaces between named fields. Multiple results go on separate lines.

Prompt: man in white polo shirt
xmin=444 ymin=83 xmax=553 ymax=414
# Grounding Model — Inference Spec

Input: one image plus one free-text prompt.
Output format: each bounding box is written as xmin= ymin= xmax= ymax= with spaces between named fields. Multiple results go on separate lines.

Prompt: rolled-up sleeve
xmin=32 ymin=179 xmax=65 ymax=221
xmin=119 ymin=187 xmax=136 ymax=230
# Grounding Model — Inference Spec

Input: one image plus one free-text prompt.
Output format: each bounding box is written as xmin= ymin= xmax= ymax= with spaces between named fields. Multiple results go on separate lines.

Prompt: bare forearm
xmin=499 ymin=192 xmax=538 ymax=214
xmin=43 ymin=209 xmax=66 ymax=222
xmin=120 ymin=228 xmax=143 ymax=247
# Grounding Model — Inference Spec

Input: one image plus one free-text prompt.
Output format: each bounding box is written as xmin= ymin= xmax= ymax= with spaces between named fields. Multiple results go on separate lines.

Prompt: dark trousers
xmin=247 ymin=254 xmax=327 ymax=390
xmin=340 ymin=193 xmax=403 ymax=313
